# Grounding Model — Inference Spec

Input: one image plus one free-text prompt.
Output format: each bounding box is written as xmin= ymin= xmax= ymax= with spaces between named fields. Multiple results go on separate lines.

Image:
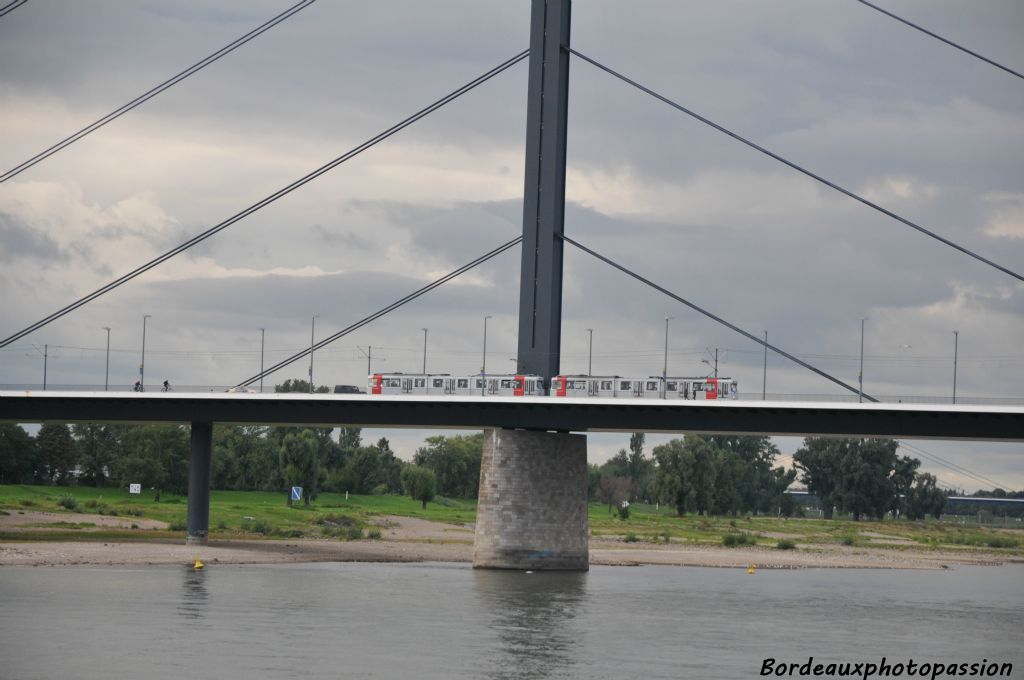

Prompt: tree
xmin=413 ymin=434 xmax=483 ymax=498
xmin=598 ymin=475 xmax=636 ymax=515
xmin=401 ymin=465 xmax=437 ymax=509
xmin=275 ymin=378 xmax=330 ymax=394
xmin=905 ymin=472 xmax=947 ymax=520
xmin=0 ymin=424 xmax=37 ymax=484
xmin=794 ymin=438 xmax=899 ymax=520
xmin=36 ymin=423 xmax=79 ymax=485
xmin=278 ymin=429 xmax=322 ymax=506
xmin=72 ymin=424 xmax=120 ymax=487
xmin=211 ymin=425 xmax=276 ymax=491
xmin=652 ymin=438 xmax=694 ymax=516
xmin=891 ymin=455 xmax=921 ymax=517
xmin=626 ymin=432 xmax=654 ymax=500
xmin=114 ymin=425 xmax=190 ymax=499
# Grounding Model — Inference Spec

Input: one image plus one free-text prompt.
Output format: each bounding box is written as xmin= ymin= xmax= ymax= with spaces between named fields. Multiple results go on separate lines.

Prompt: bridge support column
xmin=186 ymin=421 xmax=213 ymax=546
xmin=473 ymin=429 xmax=588 ymax=570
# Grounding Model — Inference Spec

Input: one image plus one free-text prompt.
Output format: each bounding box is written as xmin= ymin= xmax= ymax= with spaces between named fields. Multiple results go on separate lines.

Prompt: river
xmin=1 ymin=562 xmax=1021 ymax=679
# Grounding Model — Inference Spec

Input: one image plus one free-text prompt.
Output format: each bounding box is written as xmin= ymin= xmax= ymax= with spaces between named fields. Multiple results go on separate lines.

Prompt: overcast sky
xmin=1 ymin=1 xmax=1021 ymax=491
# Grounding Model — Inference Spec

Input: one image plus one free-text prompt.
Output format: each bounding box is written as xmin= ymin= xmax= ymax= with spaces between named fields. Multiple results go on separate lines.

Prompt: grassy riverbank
xmin=1 ymin=485 xmax=1021 ymax=557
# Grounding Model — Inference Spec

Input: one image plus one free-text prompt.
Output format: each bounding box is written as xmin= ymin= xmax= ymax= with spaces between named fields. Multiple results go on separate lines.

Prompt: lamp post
xmin=309 ymin=314 xmax=318 ymax=393
xmin=662 ymin=317 xmax=671 ymax=399
xmin=103 ymin=327 xmax=111 ymax=391
xmin=952 ymin=330 xmax=959 ymax=404
xmin=43 ymin=344 xmax=48 ymax=390
xmin=421 ymin=328 xmax=428 ymax=375
xmin=482 ymin=316 xmax=492 ymax=396
xmin=140 ymin=314 xmax=151 ymax=391
xmin=586 ymin=328 xmax=593 ymax=375
xmin=259 ymin=328 xmax=265 ymax=394
xmin=858 ymin=318 xmax=866 ymax=403
xmin=762 ymin=330 xmax=768 ymax=400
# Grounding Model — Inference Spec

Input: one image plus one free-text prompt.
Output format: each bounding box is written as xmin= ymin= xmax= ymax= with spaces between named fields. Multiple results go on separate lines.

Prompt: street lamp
xmin=482 ymin=316 xmax=492 ymax=396
xmin=858 ymin=317 xmax=867 ymax=403
xmin=952 ymin=330 xmax=959 ymax=404
xmin=662 ymin=317 xmax=672 ymax=399
xmin=103 ymin=327 xmax=111 ymax=391
xmin=586 ymin=328 xmax=593 ymax=375
xmin=259 ymin=328 xmax=265 ymax=394
xmin=309 ymin=314 xmax=319 ymax=393
xmin=421 ymin=328 xmax=428 ymax=375
xmin=762 ymin=330 xmax=768 ymax=400
xmin=140 ymin=314 xmax=151 ymax=391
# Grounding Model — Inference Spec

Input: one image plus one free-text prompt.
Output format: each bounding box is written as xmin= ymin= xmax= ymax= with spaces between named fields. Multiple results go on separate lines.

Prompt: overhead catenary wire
xmin=0 ymin=0 xmax=27 ymax=19
xmin=0 ymin=48 xmax=530 ymax=349
xmin=560 ymin=234 xmax=879 ymax=402
xmin=0 ymin=0 xmax=317 ymax=183
xmin=235 ymin=236 xmax=523 ymax=388
xmin=854 ymin=0 xmax=1024 ymax=82
xmin=898 ymin=440 xmax=1015 ymax=492
xmin=568 ymin=48 xmax=1024 ymax=285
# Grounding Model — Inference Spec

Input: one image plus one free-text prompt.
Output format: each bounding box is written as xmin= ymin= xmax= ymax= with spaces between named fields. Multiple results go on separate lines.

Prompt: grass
xmin=0 ymin=485 xmax=1020 ymax=555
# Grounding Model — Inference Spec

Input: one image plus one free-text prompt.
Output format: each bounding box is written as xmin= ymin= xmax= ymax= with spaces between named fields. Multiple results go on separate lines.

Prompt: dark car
xmin=333 ymin=384 xmax=364 ymax=394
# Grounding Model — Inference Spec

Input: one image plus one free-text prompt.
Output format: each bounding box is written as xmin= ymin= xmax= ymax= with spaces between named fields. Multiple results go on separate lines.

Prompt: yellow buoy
xmin=747 ymin=563 xmax=755 ymax=575
xmin=193 ymin=557 xmax=204 ymax=570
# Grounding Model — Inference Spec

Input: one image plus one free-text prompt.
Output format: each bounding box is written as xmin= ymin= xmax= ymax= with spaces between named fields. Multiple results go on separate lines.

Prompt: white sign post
xmin=129 ymin=483 xmax=141 ymax=495
xmin=290 ymin=486 xmax=302 ymax=502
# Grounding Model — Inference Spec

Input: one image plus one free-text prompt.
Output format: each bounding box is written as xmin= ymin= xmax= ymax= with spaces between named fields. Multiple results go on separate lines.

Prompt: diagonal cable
xmin=0 ymin=0 xmax=27 ymax=19
xmin=898 ymin=440 xmax=1015 ymax=492
xmin=0 ymin=0 xmax=316 ymax=183
xmin=561 ymin=233 xmax=879 ymax=402
xmin=569 ymin=48 xmax=1024 ymax=284
xmin=0 ymin=49 xmax=530 ymax=348
xmin=235 ymin=236 xmax=522 ymax=388
xmin=854 ymin=0 xmax=1024 ymax=81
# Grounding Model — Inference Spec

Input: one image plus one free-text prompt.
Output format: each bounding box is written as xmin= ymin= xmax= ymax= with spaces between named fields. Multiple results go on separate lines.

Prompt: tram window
xmin=432 ymin=378 xmax=443 ymax=388
xmin=514 ymin=379 xmax=523 ymax=389
xmin=476 ymin=379 xmax=484 ymax=388
xmin=693 ymin=382 xmax=704 ymax=391
xmin=646 ymin=381 xmax=658 ymax=391
xmin=414 ymin=378 xmax=425 ymax=388
xmin=620 ymin=381 xmax=631 ymax=390
xmin=385 ymin=378 xmax=400 ymax=388
xmin=500 ymin=379 xmax=511 ymax=388
xmin=601 ymin=380 xmax=612 ymax=390
xmin=731 ymin=383 xmax=737 ymax=394
xmin=667 ymin=381 xmax=677 ymax=391
xmin=457 ymin=379 xmax=469 ymax=388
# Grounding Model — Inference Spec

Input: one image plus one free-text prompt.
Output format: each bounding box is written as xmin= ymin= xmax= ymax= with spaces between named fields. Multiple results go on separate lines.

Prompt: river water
xmin=1 ymin=562 xmax=1021 ymax=679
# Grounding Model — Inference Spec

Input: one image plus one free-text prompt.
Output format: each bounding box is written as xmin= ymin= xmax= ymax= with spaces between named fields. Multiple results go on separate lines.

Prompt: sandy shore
xmin=1 ymin=514 xmax=1019 ymax=570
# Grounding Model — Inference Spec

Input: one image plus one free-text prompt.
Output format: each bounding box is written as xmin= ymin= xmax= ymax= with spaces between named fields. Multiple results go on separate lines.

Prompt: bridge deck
xmin=2 ymin=391 xmax=1022 ymax=441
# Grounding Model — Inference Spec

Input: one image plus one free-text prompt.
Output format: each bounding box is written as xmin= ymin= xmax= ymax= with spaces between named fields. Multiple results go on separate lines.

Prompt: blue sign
xmin=290 ymin=486 xmax=303 ymax=501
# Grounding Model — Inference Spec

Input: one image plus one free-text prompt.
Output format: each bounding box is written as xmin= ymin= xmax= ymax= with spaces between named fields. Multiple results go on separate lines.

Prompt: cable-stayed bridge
xmin=2 ymin=0 xmax=1022 ymax=568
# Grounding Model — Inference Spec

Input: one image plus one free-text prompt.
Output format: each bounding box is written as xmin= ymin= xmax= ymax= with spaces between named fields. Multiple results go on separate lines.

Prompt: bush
xmin=623 ymin=532 xmax=638 ymax=543
xmin=240 ymin=519 xmax=272 ymax=535
xmin=840 ymin=535 xmax=856 ymax=546
xmin=367 ymin=528 xmax=383 ymax=540
xmin=986 ymin=537 xmax=1018 ymax=549
xmin=777 ymin=539 xmax=797 ymax=550
xmin=661 ymin=530 xmax=672 ymax=543
xmin=20 ymin=499 xmax=35 ymax=507
xmin=57 ymin=495 xmax=79 ymax=511
xmin=121 ymin=506 xmax=144 ymax=517
xmin=274 ymin=528 xmax=304 ymax=538
xmin=345 ymin=526 xmax=363 ymax=540
xmin=722 ymin=533 xmax=755 ymax=547
xmin=216 ymin=520 xmax=228 ymax=531
xmin=84 ymin=499 xmax=98 ymax=509
xmin=167 ymin=521 xmax=187 ymax=531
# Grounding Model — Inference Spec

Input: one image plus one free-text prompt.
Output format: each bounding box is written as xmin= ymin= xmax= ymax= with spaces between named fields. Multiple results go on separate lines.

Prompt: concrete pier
xmin=473 ymin=429 xmax=588 ymax=570
xmin=186 ymin=421 xmax=213 ymax=546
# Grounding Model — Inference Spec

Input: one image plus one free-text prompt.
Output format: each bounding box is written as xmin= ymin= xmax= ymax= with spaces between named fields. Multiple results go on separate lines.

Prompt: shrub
xmin=0 ymin=509 xmax=9 ymax=516
xmin=367 ymin=528 xmax=383 ymax=540
xmin=167 ymin=521 xmax=187 ymax=531
xmin=216 ymin=520 xmax=228 ymax=531
xmin=661 ymin=530 xmax=672 ymax=543
xmin=840 ymin=535 xmax=856 ymax=546
xmin=20 ymin=499 xmax=36 ymax=507
xmin=121 ymin=506 xmax=144 ymax=517
xmin=131 ymin=523 xmax=139 ymax=529
xmin=274 ymin=528 xmax=304 ymax=538
xmin=57 ymin=495 xmax=79 ymax=511
xmin=623 ymin=532 xmax=639 ymax=543
xmin=722 ymin=533 xmax=755 ymax=547
xmin=986 ymin=537 xmax=1018 ymax=549
xmin=777 ymin=539 xmax=797 ymax=550
xmin=84 ymin=499 xmax=98 ymax=509
xmin=344 ymin=526 xmax=363 ymax=540
xmin=729 ymin=519 xmax=737 ymax=528
xmin=242 ymin=520 xmax=272 ymax=535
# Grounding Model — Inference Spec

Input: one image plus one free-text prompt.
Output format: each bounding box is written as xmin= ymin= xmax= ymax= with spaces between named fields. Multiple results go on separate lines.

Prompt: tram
xmin=368 ymin=373 xmax=738 ymax=399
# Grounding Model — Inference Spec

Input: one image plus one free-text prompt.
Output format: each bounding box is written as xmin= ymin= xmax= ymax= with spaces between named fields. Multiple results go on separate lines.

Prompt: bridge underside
xmin=3 ymin=392 xmax=1022 ymax=441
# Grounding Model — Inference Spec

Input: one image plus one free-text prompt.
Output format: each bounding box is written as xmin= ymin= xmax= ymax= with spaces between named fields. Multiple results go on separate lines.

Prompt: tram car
xmin=368 ymin=373 xmax=738 ymax=399
xmin=550 ymin=375 xmax=738 ymax=400
xmin=368 ymin=373 xmax=543 ymax=397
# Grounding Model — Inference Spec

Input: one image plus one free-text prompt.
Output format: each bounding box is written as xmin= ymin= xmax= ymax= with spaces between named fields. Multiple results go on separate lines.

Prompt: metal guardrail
xmin=2 ymin=384 xmax=1022 ymax=406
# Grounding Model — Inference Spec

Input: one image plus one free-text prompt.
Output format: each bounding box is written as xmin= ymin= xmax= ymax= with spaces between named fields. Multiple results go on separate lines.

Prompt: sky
xmin=0 ymin=0 xmax=1021 ymax=491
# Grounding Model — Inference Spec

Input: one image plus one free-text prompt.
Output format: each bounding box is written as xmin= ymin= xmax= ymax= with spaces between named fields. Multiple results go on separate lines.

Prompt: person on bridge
xmin=133 ymin=380 xmax=142 ymax=392
xmin=162 ymin=380 xmax=171 ymax=392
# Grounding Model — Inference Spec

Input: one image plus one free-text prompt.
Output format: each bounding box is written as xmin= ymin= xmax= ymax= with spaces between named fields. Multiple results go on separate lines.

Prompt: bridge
xmin=2 ymin=0 xmax=1021 ymax=569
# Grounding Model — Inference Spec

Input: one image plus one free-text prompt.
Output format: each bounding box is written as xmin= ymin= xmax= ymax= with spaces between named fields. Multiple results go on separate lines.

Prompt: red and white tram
xmin=368 ymin=373 xmax=738 ymax=399
xmin=549 ymin=375 xmax=737 ymax=400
